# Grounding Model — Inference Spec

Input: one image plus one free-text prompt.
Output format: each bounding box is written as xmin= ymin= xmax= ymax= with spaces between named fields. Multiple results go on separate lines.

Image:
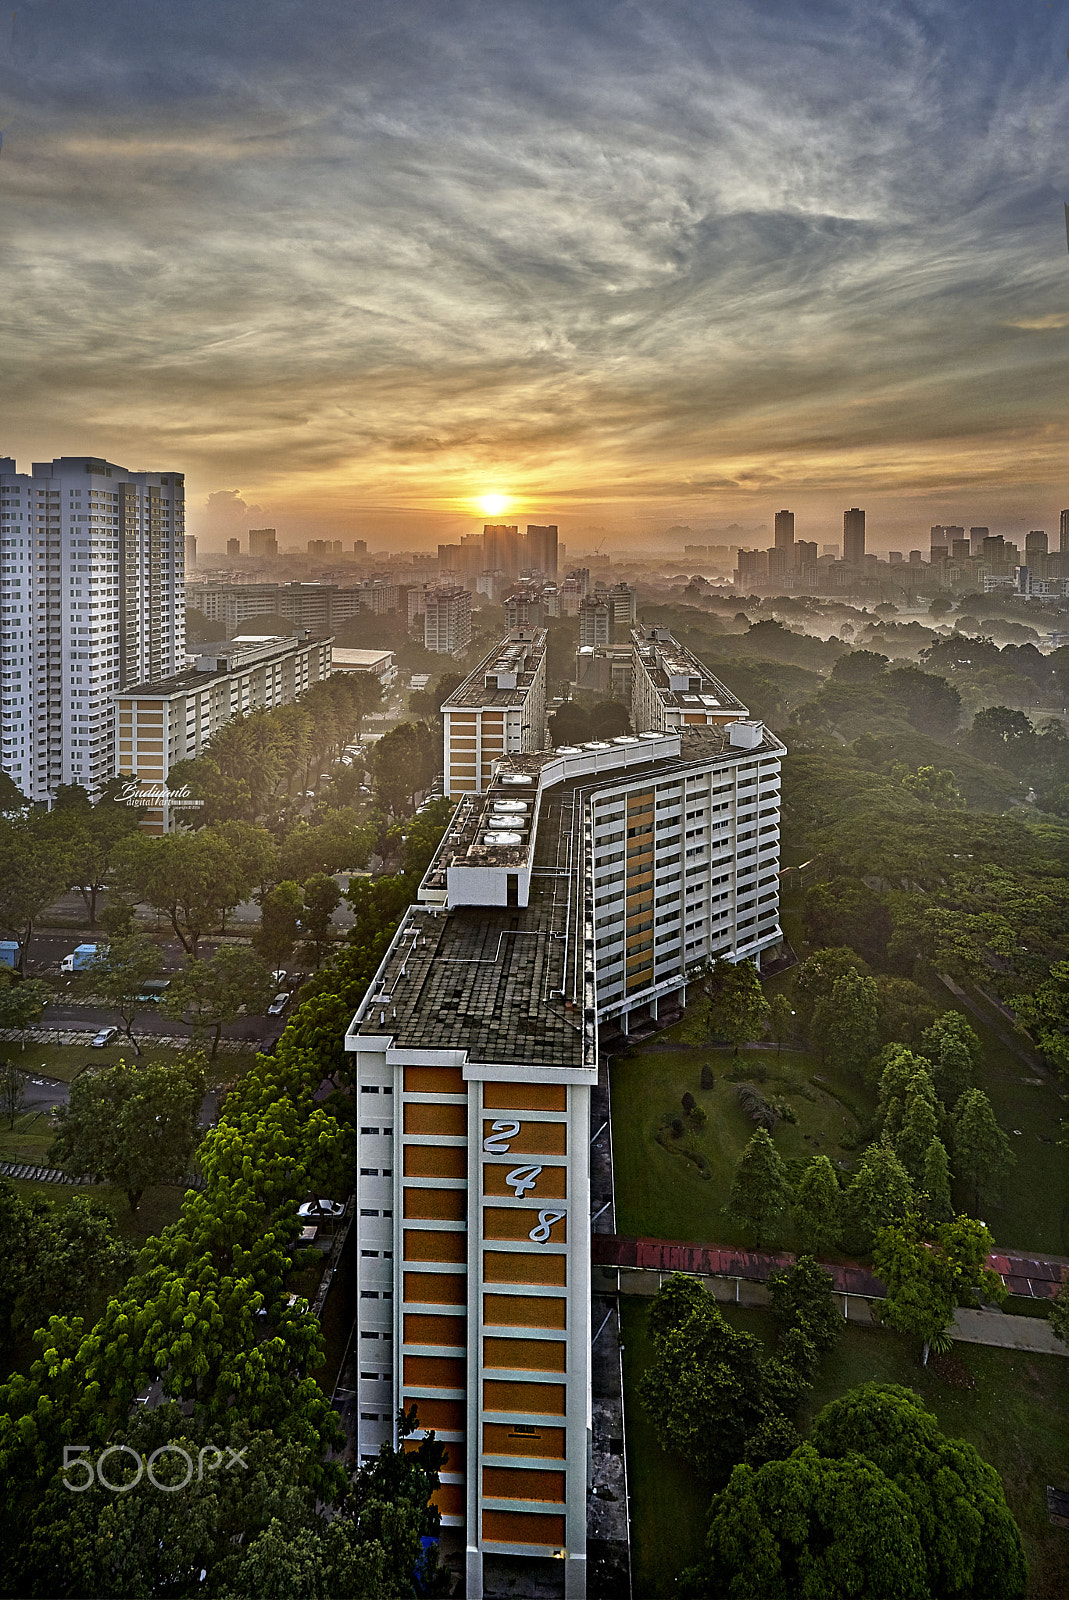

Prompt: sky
xmin=2 ymin=0 xmax=1069 ymax=551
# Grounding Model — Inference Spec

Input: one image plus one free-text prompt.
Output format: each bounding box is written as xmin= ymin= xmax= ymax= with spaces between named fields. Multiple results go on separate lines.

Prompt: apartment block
xmin=117 ymin=632 xmax=330 ymax=830
xmin=345 ymin=719 xmax=783 ymax=1597
xmin=442 ymin=631 xmax=547 ymax=796
xmin=630 ymin=626 xmax=747 ymax=733
xmin=424 ymin=585 xmax=473 ymax=656
xmin=0 ymin=454 xmax=184 ymax=800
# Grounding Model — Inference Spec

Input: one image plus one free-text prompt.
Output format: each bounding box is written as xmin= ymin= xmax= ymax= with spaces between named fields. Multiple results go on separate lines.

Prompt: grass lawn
xmin=0 ymin=1172 xmax=188 ymax=1244
xmin=5 ymin=1038 xmax=259 ymax=1087
xmin=620 ymin=1294 xmax=1069 ymax=1600
xmin=611 ymin=1041 xmax=863 ymax=1249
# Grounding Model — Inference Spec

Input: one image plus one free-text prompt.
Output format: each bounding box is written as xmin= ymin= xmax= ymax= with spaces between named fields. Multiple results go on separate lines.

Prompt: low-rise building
xmin=331 ymin=647 xmax=397 ymax=687
xmin=116 ymin=632 xmax=331 ymax=830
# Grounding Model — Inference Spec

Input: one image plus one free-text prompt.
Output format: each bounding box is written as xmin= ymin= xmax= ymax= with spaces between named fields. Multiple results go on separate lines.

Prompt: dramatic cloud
xmin=2 ymin=0 xmax=1068 ymax=545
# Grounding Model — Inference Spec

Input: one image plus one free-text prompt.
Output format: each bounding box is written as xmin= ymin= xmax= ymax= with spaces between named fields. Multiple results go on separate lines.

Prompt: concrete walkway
xmin=951 ymin=1306 xmax=1067 ymax=1355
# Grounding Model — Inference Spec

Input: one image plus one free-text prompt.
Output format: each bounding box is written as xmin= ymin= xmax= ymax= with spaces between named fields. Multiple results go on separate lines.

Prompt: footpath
xmin=593 ymin=1234 xmax=1068 ymax=1358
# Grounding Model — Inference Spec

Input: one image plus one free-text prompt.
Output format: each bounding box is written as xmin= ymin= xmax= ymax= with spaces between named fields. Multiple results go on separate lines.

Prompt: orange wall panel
xmin=483 ymin=1164 xmax=566 ymax=1200
xmin=481 ymin=1120 xmax=566 ymax=1156
xmin=484 ymin=1294 xmax=567 ymax=1330
xmin=483 ymin=1422 xmax=566 ymax=1459
xmin=404 ymin=1353 xmax=466 ymax=1389
xmin=404 ymin=1396 xmax=464 ymax=1431
xmin=404 ymin=1145 xmax=467 ymax=1179
xmin=484 ymin=1251 xmax=566 ymax=1287
xmin=484 ymin=1208 xmax=566 ymax=1245
xmin=484 ymin=1336 xmax=566 ymax=1373
xmin=403 ymin=1188 xmax=467 ymax=1222
xmin=481 ymin=1509 xmax=565 ymax=1547
xmin=484 ymin=1082 xmax=567 ymax=1112
xmin=404 ymin=1312 xmax=466 ymax=1347
xmin=483 ymin=1379 xmax=565 ymax=1415
xmin=405 ymin=1102 xmax=466 ymax=1137
xmin=404 ymin=1064 xmax=466 ymax=1095
xmin=482 ymin=1465 xmax=566 ymax=1503
xmin=404 ymin=1228 xmax=466 ymax=1263
xmin=403 ymin=1270 xmax=466 ymax=1305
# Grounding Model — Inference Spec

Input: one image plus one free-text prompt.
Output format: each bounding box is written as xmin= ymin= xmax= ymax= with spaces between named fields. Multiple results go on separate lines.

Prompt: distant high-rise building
xmin=354 ymin=539 xmax=367 ymax=556
xmin=0 ymin=453 xmax=184 ymax=800
xmin=774 ymin=509 xmax=795 ymax=551
xmin=843 ymin=508 xmax=865 ymax=565
xmin=888 ymin=551 xmax=903 ymax=564
xmin=249 ymin=527 xmax=277 ymax=559
xmin=184 ymin=534 xmax=197 ymax=569
xmin=578 ymin=594 xmax=613 ymax=648
xmin=483 ymin=524 xmax=522 ymax=579
xmin=909 ymin=550 xmax=923 ymax=565
xmin=951 ymin=540 xmax=971 ymax=561
xmin=525 ymin=523 xmax=558 ymax=579
xmin=970 ymin=526 xmax=989 ymax=554
xmin=735 ymin=548 xmax=767 ymax=586
xmin=424 ymin=585 xmax=472 ymax=655
xmin=796 ymin=539 xmax=818 ymax=567
xmin=505 ymin=585 xmax=545 ymax=631
xmin=1026 ymin=529 xmax=1048 ymax=556
xmin=226 ymin=537 xmax=240 ymax=558
xmin=822 ymin=544 xmax=839 ymax=559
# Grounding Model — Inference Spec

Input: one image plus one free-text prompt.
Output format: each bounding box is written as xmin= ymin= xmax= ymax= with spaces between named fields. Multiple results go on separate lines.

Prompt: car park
xmin=267 ymin=992 xmax=291 ymax=1015
xmin=91 ymin=1025 xmax=119 ymax=1048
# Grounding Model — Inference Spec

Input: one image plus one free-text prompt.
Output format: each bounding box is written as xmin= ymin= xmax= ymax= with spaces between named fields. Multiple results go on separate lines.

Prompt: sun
xmin=477 ymin=493 xmax=510 ymax=517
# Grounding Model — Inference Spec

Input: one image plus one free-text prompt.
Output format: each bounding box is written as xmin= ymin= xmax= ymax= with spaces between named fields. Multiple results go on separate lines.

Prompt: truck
xmin=0 ymin=941 xmax=18 ymax=969
xmin=61 ymin=943 xmax=104 ymax=973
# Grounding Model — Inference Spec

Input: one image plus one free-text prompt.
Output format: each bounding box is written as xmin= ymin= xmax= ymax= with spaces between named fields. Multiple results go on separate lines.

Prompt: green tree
xmin=969 ymin=705 xmax=1035 ymax=768
xmin=113 ymin=828 xmax=255 ymax=958
xmin=301 ymin=874 xmax=342 ymax=968
xmin=1049 ymin=1274 xmax=1069 ymax=1346
xmin=589 ymin=699 xmax=632 ymax=738
xmin=1015 ymin=960 xmax=1069 ymax=1085
xmin=791 ymin=946 xmax=871 ymax=1034
xmin=766 ymin=1255 xmax=841 ymax=1355
xmin=919 ymin=1137 xmax=953 ymax=1223
xmin=792 ymin=1155 xmax=843 ymax=1256
xmin=84 ymin=935 xmax=164 ymax=1056
xmin=766 ymin=992 xmax=794 ymax=1052
xmin=679 ymin=992 xmax=712 ymax=1046
xmin=0 ymin=815 xmax=70 ymax=973
xmin=725 ymin=1128 xmax=792 ymax=1248
xmin=808 ymin=1384 xmax=1028 ymax=1599
xmin=873 ymin=1212 xmax=1006 ymax=1364
xmin=802 ymin=878 xmax=892 ymax=967
xmin=811 ymin=967 xmax=880 ymax=1076
xmin=950 ymin=1089 xmax=1015 ymax=1214
xmin=639 ymin=1275 xmax=767 ymax=1484
xmin=687 ymin=1446 xmax=930 ymax=1600
xmin=0 ymin=978 xmax=52 ymax=1054
xmin=48 ymin=1053 xmax=206 ymax=1211
xmin=371 ymin=721 xmax=426 ymax=815
xmin=829 ymin=649 xmax=889 ymax=683
xmin=548 ymin=701 xmax=591 ymax=746
xmin=898 ymin=765 xmax=964 ymax=810
xmin=12 ymin=1191 xmax=133 ymax=1340
xmin=919 ymin=1010 xmax=981 ymax=1101
xmin=873 ymin=976 xmax=937 ymax=1049
xmin=0 ymin=1059 xmax=25 ymax=1130
xmin=846 ymin=1143 xmax=913 ymax=1254
xmin=706 ymin=957 xmax=770 ymax=1054
xmin=162 ymin=946 xmax=275 ymax=1060
xmin=256 ymin=880 xmax=303 ymax=971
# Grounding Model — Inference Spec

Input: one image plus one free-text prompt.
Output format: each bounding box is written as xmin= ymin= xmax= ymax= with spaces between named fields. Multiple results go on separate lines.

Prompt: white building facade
xmin=0 ymin=454 xmax=184 ymax=800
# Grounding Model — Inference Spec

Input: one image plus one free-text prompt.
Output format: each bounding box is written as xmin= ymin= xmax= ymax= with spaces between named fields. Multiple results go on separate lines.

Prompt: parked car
xmin=298 ymin=1198 xmax=345 ymax=1219
xmin=267 ymin=992 xmax=291 ymax=1016
xmin=91 ymin=1025 xmax=119 ymax=1048
xmin=271 ymin=969 xmax=288 ymax=987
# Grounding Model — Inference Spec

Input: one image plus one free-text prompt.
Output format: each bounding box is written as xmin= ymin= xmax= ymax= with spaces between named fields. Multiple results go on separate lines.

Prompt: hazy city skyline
xmin=4 ymin=2 xmax=1069 ymax=545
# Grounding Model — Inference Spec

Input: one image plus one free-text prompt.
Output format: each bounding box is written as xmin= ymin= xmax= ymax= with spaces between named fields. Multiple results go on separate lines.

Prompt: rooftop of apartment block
xmin=441 ymin=628 xmax=548 ymax=712
xmin=350 ymin=778 xmax=590 ymax=1069
xmin=631 ymin=626 xmax=748 ymax=715
xmin=120 ymin=631 xmax=323 ymax=699
xmin=349 ymin=722 xmax=783 ymax=1068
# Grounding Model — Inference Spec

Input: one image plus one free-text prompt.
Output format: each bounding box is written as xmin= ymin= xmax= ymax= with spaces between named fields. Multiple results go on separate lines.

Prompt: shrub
xmin=700 ymin=1063 xmax=715 ymax=1090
